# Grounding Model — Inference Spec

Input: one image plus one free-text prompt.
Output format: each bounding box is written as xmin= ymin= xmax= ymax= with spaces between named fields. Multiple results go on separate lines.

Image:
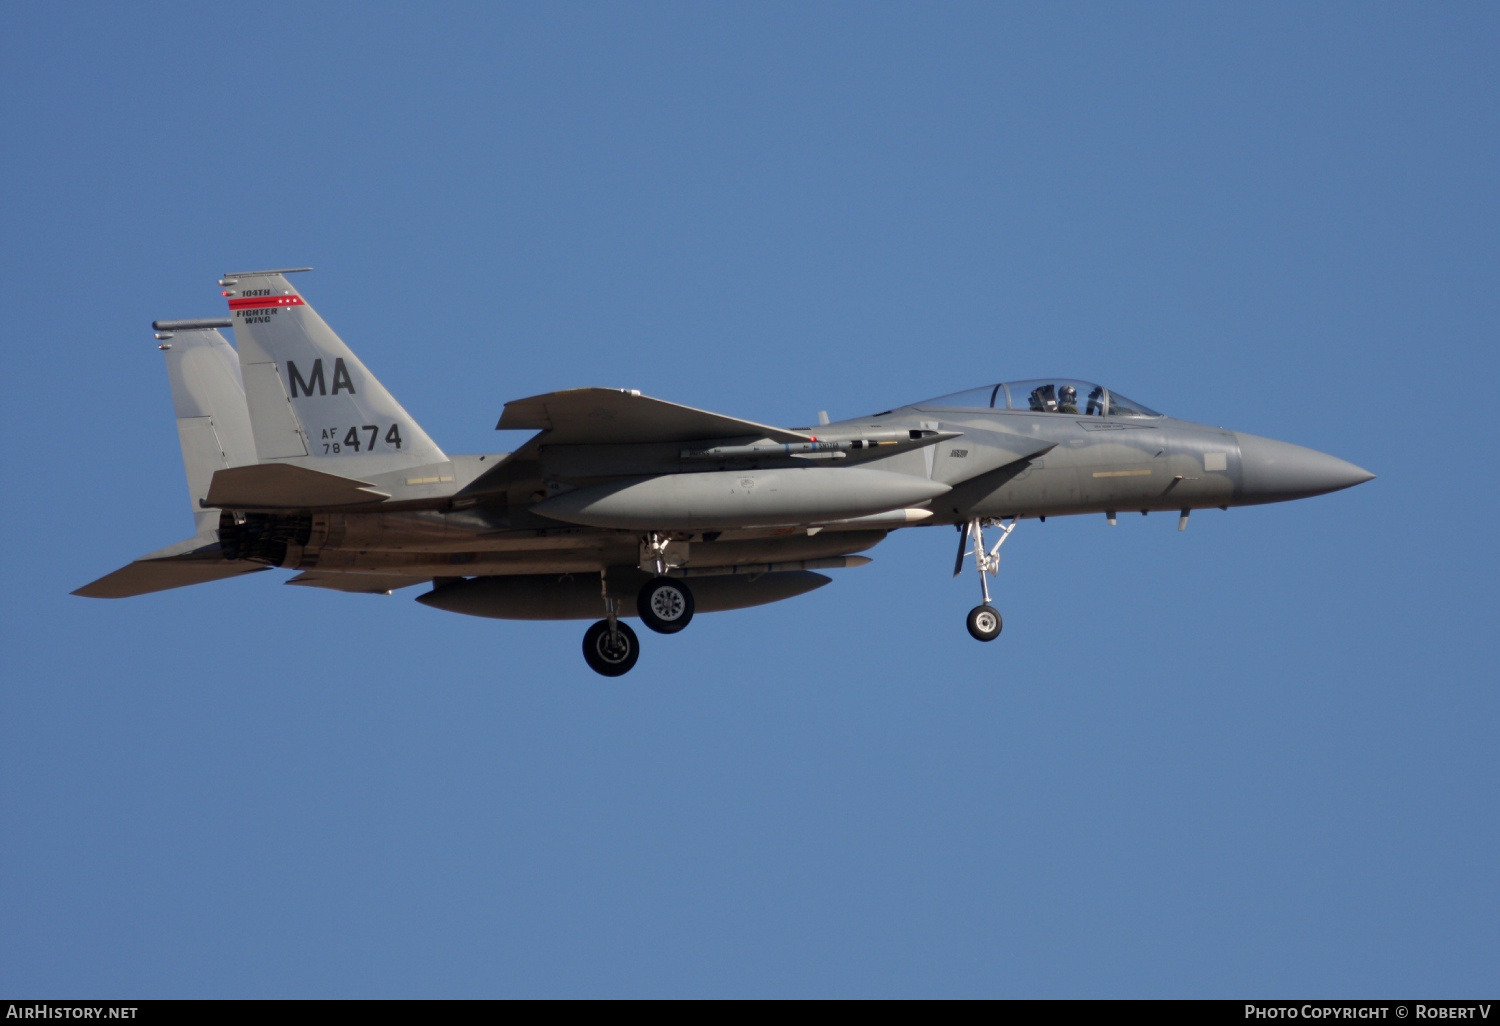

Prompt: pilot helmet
xmin=1058 ymin=385 xmax=1077 ymax=403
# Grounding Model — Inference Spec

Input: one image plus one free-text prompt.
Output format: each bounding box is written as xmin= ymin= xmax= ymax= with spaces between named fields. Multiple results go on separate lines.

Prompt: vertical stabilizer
xmin=222 ymin=268 xmax=445 ymax=473
xmin=70 ymin=319 xmax=271 ymax=598
xmin=152 ymin=319 xmax=258 ymax=536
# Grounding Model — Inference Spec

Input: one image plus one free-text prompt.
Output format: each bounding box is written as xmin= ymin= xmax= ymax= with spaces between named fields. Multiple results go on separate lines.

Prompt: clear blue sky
xmin=2 ymin=2 xmax=1495 ymax=998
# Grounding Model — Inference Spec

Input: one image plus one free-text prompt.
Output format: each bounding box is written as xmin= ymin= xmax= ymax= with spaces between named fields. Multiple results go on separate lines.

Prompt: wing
xmin=464 ymin=388 xmax=814 ymax=500
xmin=497 ymin=388 xmax=812 ymax=445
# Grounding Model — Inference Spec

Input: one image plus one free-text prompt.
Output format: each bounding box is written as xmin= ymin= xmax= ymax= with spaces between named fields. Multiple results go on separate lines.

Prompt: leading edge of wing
xmin=497 ymin=388 xmax=813 ymax=445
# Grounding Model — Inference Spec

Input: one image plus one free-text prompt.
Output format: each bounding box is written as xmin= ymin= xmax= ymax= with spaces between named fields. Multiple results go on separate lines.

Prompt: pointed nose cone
xmin=1234 ymin=432 xmax=1375 ymax=504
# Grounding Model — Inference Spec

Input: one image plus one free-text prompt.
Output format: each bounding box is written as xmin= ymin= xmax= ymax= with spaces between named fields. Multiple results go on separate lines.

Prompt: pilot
xmin=1058 ymin=385 xmax=1079 ymax=415
xmin=1087 ymin=385 xmax=1106 ymax=416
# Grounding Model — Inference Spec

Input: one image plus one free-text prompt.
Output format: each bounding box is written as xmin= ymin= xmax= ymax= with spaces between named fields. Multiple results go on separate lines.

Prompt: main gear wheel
xmin=637 ymin=577 xmax=695 ymax=634
xmin=583 ymin=619 xmax=641 ymax=676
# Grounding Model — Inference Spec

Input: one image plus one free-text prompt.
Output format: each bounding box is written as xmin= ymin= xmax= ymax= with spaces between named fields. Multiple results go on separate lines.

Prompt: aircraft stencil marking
xmin=74 ymin=270 xmax=1375 ymax=676
xmin=288 ymin=358 xmax=357 ymax=397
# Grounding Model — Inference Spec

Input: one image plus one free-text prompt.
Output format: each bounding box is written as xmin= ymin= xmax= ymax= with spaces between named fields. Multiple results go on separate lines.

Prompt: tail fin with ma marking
xmin=221 ymin=268 xmax=445 ymax=472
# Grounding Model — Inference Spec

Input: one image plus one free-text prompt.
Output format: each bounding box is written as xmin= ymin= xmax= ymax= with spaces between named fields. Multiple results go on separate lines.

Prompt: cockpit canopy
xmin=918 ymin=379 xmax=1162 ymax=418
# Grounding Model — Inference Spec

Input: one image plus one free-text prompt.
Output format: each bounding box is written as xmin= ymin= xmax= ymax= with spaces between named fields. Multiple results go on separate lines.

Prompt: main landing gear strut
xmin=582 ymin=584 xmax=641 ymax=677
xmin=955 ymin=516 xmax=1017 ymax=642
xmin=582 ymin=610 xmax=640 ymax=677
xmin=581 ymin=535 xmax=697 ymax=677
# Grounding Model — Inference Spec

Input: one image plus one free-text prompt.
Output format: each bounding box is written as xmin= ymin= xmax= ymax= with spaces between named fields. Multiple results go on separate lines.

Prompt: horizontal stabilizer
xmin=285 ymin=571 xmax=430 ymax=594
xmin=205 ymin=463 xmax=390 ymax=509
xmin=73 ymin=550 xmax=268 ymax=598
xmin=498 ymin=388 xmax=812 ymax=445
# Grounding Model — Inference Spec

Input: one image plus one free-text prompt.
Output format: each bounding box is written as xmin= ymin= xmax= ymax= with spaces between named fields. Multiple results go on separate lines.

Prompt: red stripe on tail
xmin=227 ymin=295 xmax=306 ymax=311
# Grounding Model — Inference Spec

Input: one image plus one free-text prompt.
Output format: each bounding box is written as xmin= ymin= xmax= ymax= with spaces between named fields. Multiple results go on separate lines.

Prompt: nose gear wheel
xmin=966 ymin=604 xmax=1002 ymax=641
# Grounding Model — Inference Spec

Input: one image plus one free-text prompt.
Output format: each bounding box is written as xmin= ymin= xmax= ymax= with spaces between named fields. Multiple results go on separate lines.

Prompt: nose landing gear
xmin=956 ymin=516 xmax=1017 ymax=642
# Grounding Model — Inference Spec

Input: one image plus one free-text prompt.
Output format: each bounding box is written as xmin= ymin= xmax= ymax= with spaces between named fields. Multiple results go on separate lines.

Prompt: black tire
xmin=637 ymin=577 xmax=695 ymax=635
xmin=966 ymin=604 xmax=1002 ymax=642
xmin=582 ymin=619 xmax=640 ymax=676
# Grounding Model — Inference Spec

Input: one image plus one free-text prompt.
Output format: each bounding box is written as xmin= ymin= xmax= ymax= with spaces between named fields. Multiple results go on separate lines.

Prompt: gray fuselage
xmin=239 ymin=395 xmax=1371 ymax=591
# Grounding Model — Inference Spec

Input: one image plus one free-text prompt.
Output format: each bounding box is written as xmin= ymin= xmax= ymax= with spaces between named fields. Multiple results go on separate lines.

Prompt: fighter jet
xmin=74 ymin=268 xmax=1375 ymax=675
